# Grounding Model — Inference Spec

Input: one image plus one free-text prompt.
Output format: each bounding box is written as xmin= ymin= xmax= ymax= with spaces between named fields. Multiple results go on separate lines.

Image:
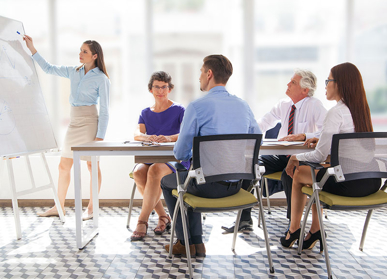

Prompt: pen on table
xmin=123 ymin=141 xmax=131 ymax=144
xmin=141 ymin=141 xmax=160 ymax=146
xmin=142 ymin=141 xmax=152 ymax=146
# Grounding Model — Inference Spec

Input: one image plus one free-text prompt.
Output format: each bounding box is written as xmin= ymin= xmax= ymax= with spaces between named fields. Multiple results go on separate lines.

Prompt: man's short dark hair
xmin=148 ymin=71 xmax=174 ymax=91
xmin=203 ymin=55 xmax=233 ymax=84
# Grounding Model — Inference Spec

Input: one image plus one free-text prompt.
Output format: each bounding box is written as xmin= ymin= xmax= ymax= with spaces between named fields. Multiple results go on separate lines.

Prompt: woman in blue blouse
xmin=23 ymin=35 xmax=110 ymax=220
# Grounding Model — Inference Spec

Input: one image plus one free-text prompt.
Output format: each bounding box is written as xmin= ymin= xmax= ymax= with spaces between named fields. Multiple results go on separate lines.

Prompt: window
xmin=2 ymin=0 xmax=386 ymax=143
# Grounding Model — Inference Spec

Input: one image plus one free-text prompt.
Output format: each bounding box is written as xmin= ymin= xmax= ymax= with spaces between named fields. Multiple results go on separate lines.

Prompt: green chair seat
xmin=172 ymin=188 xmax=258 ymax=212
xmin=263 ymin=172 xmax=282 ymax=181
xmin=302 ymin=187 xmax=387 ymax=208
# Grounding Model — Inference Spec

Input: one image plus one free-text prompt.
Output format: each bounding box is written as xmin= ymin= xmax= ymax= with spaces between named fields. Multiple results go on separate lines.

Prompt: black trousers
xmin=241 ymin=155 xmax=293 ymax=220
xmin=317 ymin=168 xmax=381 ymax=197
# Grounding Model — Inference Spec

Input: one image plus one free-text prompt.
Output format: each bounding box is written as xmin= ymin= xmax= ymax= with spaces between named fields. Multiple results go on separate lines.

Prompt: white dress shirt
xmin=258 ymin=97 xmax=327 ymax=140
xmin=296 ymin=100 xmax=354 ymax=163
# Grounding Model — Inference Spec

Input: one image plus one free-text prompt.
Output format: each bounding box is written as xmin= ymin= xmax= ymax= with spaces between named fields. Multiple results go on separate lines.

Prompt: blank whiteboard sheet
xmin=0 ymin=16 xmax=57 ymax=157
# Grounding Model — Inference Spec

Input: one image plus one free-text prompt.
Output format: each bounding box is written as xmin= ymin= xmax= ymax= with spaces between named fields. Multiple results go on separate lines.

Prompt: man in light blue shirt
xmin=161 ymin=54 xmax=262 ymax=257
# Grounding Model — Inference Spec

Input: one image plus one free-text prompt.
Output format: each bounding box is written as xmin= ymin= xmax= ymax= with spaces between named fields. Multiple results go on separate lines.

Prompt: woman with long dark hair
xmin=23 ymin=35 xmax=110 ymax=220
xmin=280 ymin=63 xmax=380 ymax=250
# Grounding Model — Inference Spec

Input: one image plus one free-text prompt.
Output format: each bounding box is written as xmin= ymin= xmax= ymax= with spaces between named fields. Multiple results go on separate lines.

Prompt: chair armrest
xmin=167 ymin=161 xmax=187 ymax=172
xmin=300 ymin=161 xmax=325 ymax=170
xmin=381 ymin=180 xmax=387 ymax=191
xmin=166 ymin=162 xmax=190 ymax=191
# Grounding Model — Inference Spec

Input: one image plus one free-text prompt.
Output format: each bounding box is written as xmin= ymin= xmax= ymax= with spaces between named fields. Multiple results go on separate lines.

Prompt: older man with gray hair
xmin=221 ymin=69 xmax=327 ymax=233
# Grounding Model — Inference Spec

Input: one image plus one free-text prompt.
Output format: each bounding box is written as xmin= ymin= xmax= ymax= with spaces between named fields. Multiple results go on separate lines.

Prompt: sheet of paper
xmin=121 ymin=141 xmax=175 ymax=146
xmin=263 ymin=139 xmax=279 ymax=142
xmin=263 ymin=141 xmax=305 ymax=146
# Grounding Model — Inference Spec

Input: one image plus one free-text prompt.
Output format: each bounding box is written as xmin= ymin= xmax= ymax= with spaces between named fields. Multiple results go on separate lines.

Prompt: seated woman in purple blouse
xmin=131 ymin=71 xmax=185 ymax=241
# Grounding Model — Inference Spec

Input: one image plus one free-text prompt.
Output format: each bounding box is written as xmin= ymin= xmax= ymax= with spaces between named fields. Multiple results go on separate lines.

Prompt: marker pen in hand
xmin=16 ymin=31 xmax=23 ymax=37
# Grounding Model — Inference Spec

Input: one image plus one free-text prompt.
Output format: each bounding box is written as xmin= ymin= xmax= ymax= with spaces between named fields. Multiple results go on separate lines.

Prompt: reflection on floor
xmin=1 ymin=205 xmax=386 ymax=278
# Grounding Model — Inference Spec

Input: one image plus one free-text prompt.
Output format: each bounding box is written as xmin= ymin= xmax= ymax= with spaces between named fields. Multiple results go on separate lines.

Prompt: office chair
xmin=296 ymin=132 xmax=387 ymax=279
xmin=259 ymin=171 xmax=281 ymax=217
xmin=257 ymin=123 xmax=281 ymax=226
xmin=167 ymin=134 xmax=274 ymax=278
xmin=258 ymin=123 xmax=327 ymax=227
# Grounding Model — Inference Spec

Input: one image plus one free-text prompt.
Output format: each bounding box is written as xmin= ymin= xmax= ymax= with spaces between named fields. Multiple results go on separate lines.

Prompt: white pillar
xmin=345 ymin=0 xmax=354 ymax=62
xmin=121 ymin=3 xmax=130 ymax=104
xmin=243 ymin=0 xmax=255 ymax=109
xmin=145 ymin=0 xmax=153 ymax=77
xmin=48 ymin=0 xmax=59 ymax=138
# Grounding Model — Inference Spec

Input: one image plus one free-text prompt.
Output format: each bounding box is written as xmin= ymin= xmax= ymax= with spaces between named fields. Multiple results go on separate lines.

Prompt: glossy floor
xmin=1 ymin=206 xmax=386 ymax=278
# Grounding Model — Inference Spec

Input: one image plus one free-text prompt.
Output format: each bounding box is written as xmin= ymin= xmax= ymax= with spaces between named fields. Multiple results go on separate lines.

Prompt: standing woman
xmin=281 ymin=63 xmax=380 ymax=250
xmin=23 ymin=35 xmax=110 ymax=220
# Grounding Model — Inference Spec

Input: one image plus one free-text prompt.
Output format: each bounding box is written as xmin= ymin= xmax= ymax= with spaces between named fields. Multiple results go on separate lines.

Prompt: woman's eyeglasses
xmin=325 ymin=79 xmax=335 ymax=86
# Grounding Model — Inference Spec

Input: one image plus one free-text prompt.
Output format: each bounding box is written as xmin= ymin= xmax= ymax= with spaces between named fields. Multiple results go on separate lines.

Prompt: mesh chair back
xmin=331 ymin=132 xmax=387 ymax=181
xmin=192 ymin=134 xmax=262 ymax=183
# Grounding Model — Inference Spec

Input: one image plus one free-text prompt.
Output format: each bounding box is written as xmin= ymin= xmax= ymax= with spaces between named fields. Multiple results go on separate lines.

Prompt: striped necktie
xmin=288 ymin=105 xmax=296 ymax=135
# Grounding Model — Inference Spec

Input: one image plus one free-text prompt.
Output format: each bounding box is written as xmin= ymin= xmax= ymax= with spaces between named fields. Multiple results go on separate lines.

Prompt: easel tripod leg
xmin=7 ymin=158 xmax=22 ymax=240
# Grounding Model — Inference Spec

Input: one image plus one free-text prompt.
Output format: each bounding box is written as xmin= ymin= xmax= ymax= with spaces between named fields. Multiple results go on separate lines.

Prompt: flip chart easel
xmin=0 ymin=15 xmax=64 ymax=239
xmin=4 ymin=152 xmax=65 ymax=239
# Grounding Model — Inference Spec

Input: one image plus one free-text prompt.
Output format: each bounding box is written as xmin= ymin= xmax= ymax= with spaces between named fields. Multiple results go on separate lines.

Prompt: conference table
xmin=72 ymin=141 xmax=311 ymax=249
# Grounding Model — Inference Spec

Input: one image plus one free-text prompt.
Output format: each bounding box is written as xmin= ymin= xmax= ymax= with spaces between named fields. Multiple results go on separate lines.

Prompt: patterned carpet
xmin=0 ymin=205 xmax=386 ymax=278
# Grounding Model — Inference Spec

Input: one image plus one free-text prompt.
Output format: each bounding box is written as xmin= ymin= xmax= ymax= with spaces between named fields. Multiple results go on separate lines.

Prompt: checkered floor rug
xmin=1 ymin=205 xmax=386 ymax=278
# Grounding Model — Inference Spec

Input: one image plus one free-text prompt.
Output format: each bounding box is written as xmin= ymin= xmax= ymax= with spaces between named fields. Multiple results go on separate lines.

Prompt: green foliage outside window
xmin=368 ymin=86 xmax=387 ymax=113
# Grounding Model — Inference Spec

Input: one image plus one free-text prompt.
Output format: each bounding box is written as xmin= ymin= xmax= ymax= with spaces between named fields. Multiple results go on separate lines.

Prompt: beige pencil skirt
xmin=61 ymin=105 xmax=98 ymax=161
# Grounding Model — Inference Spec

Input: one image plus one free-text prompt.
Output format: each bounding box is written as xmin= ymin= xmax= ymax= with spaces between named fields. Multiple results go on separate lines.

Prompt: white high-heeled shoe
xmin=82 ymin=209 xmax=93 ymax=221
